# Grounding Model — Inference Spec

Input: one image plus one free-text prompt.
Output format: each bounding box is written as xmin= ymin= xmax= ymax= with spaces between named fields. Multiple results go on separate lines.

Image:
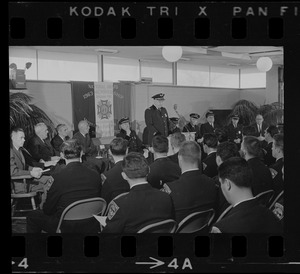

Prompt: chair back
xmin=176 ymin=209 xmax=215 ymax=233
xmin=255 ymin=189 xmax=274 ymax=207
xmin=56 ymin=197 xmax=107 ymax=233
xmin=104 ymin=192 xmax=129 ymax=216
xmin=137 ymin=219 xmax=177 ymax=233
xmin=215 ymin=205 xmax=233 ymax=223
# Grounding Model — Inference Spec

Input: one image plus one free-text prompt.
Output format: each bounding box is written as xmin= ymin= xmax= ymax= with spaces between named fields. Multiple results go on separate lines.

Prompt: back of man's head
xmin=203 ymin=133 xmax=218 ymax=149
xmin=152 ymin=135 xmax=169 ymax=154
xmin=273 ymin=133 xmax=284 ymax=153
xmin=266 ymin=125 xmax=279 ymax=138
xmin=178 ymin=141 xmax=201 ymax=165
xmin=122 ymin=152 xmax=150 ymax=179
xmin=216 ymin=141 xmax=240 ymax=162
xmin=242 ymin=136 xmax=262 ymax=157
xmin=242 ymin=126 xmax=256 ymax=137
xmin=170 ymin=132 xmax=186 ymax=149
xmin=61 ymin=139 xmax=82 ymax=159
xmin=110 ymin=137 xmax=128 ymax=156
xmin=218 ymin=157 xmax=253 ymax=189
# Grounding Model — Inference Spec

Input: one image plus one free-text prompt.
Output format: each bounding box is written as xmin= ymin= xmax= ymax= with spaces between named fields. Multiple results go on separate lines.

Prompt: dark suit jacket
xmin=101 ymin=161 xmax=130 ymax=205
xmin=163 ymin=170 xmax=217 ymax=223
xmin=168 ymin=152 xmax=179 ymax=165
xmin=264 ymin=142 xmax=276 ymax=166
xmin=247 ymin=157 xmax=273 ymax=196
xmin=147 ymin=157 xmax=181 ymax=189
xmin=213 ymin=198 xmax=283 ymax=233
xmin=200 ymin=122 xmax=218 ymax=137
xmin=225 ymin=123 xmax=243 ymax=143
xmin=183 ymin=122 xmax=201 ymax=140
xmin=250 ymin=122 xmax=268 ymax=137
xmin=116 ymin=129 xmax=144 ymax=153
xmin=269 ymin=158 xmax=284 ymax=197
xmin=202 ymin=152 xmax=218 ymax=178
xmin=73 ymin=131 xmax=97 ymax=156
xmin=145 ymin=105 xmax=170 ymax=145
xmin=10 ymin=146 xmax=32 ymax=177
xmin=26 ymin=135 xmax=56 ymax=161
xmin=51 ymin=134 xmax=65 ymax=155
xmin=102 ymin=183 xmax=175 ymax=233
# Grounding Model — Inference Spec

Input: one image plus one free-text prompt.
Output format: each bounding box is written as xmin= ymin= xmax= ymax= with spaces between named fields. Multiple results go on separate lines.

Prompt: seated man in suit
xmin=202 ymin=133 xmax=218 ymax=178
xmin=250 ymin=114 xmax=268 ymax=141
xmin=210 ymin=157 xmax=283 ymax=233
xmin=26 ymin=139 xmax=102 ymax=233
xmin=26 ymin=122 xmax=59 ymax=162
xmin=72 ymin=120 xmax=97 ymax=157
xmin=51 ymin=124 xmax=70 ymax=155
xmin=182 ymin=113 xmax=202 ymax=143
xmin=147 ymin=135 xmax=181 ymax=189
xmin=101 ymin=137 xmax=130 ymax=205
xmin=102 ymin=152 xmax=175 ymax=233
xmin=162 ymin=141 xmax=217 ymax=224
xmin=168 ymin=132 xmax=186 ymax=165
xmin=263 ymin=125 xmax=279 ymax=166
xmin=200 ymin=111 xmax=218 ymax=137
xmin=240 ymin=136 xmax=273 ymax=196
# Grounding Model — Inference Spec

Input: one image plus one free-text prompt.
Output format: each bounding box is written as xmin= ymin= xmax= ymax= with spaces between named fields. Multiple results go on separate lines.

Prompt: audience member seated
xmin=269 ymin=134 xmax=284 ymax=197
xmin=214 ymin=141 xmax=240 ymax=219
xmin=116 ymin=117 xmax=145 ymax=153
xmin=210 ymin=157 xmax=283 ymax=233
xmin=26 ymin=122 xmax=58 ymax=162
xmin=214 ymin=128 xmax=228 ymax=144
xmin=202 ymin=133 xmax=218 ymax=178
xmin=263 ymin=125 xmax=279 ymax=166
xmin=102 ymin=152 xmax=175 ymax=233
xmin=240 ymin=136 xmax=273 ymax=196
xmin=101 ymin=137 xmax=130 ymax=205
xmin=169 ymin=117 xmax=181 ymax=134
xmin=147 ymin=135 xmax=181 ymax=189
xmin=51 ymin=124 xmax=70 ymax=155
xmin=168 ymin=132 xmax=186 ymax=165
xmin=182 ymin=113 xmax=202 ymax=143
xmin=73 ymin=120 xmax=97 ymax=158
xmin=162 ymin=141 xmax=217 ymax=223
xmin=241 ymin=125 xmax=256 ymax=138
xmin=26 ymin=139 xmax=102 ymax=233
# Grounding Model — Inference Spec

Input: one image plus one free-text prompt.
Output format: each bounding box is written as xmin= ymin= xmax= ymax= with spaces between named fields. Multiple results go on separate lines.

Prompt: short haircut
xmin=266 ymin=125 xmax=279 ymax=138
xmin=242 ymin=126 xmax=256 ymax=137
xmin=78 ymin=120 xmax=88 ymax=129
xmin=242 ymin=136 xmax=262 ymax=157
xmin=216 ymin=141 xmax=240 ymax=162
xmin=170 ymin=132 xmax=186 ymax=149
xmin=218 ymin=157 xmax=253 ymax=188
xmin=203 ymin=133 xmax=218 ymax=149
xmin=34 ymin=122 xmax=47 ymax=134
xmin=110 ymin=137 xmax=128 ymax=156
xmin=178 ymin=141 xmax=201 ymax=164
xmin=10 ymin=127 xmax=24 ymax=137
xmin=60 ymin=139 xmax=82 ymax=159
xmin=152 ymin=135 xmax=169 ymax=153
xmin=273 ymin=133 xmax=284 ymax=153
xmin=122 ymin=152 xmax=149 ymax=179
xmin=56 ymin=124 xmax=67 ymax=132
xmin=214 ymin=128 xmax=228 ymax=143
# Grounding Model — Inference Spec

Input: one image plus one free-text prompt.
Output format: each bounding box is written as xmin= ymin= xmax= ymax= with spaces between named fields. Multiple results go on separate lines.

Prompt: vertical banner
xmin=71 ymin=81 xmax=95 ymax=133
xmin=94 ymin=82 xmax=114 ymax=137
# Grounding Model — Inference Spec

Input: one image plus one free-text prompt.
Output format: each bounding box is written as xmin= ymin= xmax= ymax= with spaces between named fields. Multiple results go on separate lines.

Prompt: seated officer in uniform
xmin=182 ymin=113 xmax=202 ymax=143
xmin=200 ymin=111 xmax=218 ymax=137
xmin=169 ymin=117 xmax=181 ymax=134
xmin=162 ymin=141 xmax=217 ymax=224
xmin=210 ymin=157 xmax=283 ymax=233
xmin=202 ymin=133 xmax=218 ymax=178
xmin=102 ymin=152 xmax=175 ymax=233
xmin=168 ymin=132 xmax=186 ymax=165
xmin=147 ymin=135 xmax=181 ymax=189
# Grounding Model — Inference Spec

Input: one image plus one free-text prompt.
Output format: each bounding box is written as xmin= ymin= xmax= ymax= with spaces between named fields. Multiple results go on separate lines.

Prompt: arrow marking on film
xmin=135 ymin=257 xmax=165 ymax=269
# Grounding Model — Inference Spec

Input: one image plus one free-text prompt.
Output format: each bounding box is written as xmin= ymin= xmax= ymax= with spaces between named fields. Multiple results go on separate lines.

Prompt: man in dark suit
xmin=26 ymin=122 xmax=58 ymax=162
xmin=200 ymin=111 xmax=218 ymax=137
xmin=182 ymin=113 xmax=202 ymax=143
xmin=101 ymin=137 xmax=130 ymax=205
xmin=51 ymin=124 xmax=70 ymax=155
xmin=144 ymin=93 xmax=170 ymax=146
xmin=225 ymin=114 xmax=243 ymax=148
xmin=263 ymin=125 xmax=279 ymax=166
xmin=202 ymin=133 xmax=218 ymax=178
xmin=169 ymin=117 xmax=181 ymax=134
xmin=168 ymin=132 xmax=186 ymax=165
xmin=162 ymin=141 xmax=217 ymax=224
xmin=240 ymin=136 xmax=273 ymax=196
xmin=73 ymin=120 xmax=98 ymax=157
xmin=250 ymin=114 xmax=268 ymax=141
xmin=210 ymin=157 xmax=282 ymax=233
xmin=102 ymin=152 xmax=175 ymax=233
xmin=147 ymin=135 xmax=181 ymax=189
xmin=26 ymin=139 xmax=102 ymax=233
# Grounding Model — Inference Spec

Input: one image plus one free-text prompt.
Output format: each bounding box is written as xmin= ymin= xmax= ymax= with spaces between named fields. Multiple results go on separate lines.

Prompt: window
xmin=210 ymin=66 xmax=239 ymax=88
xmin=177 ymin=62 xmax=209 ymax=86
xmin=240 ymin=67 xmax=266 ymax=88
xmin=140 ymin=60 xmax=172 ymax=84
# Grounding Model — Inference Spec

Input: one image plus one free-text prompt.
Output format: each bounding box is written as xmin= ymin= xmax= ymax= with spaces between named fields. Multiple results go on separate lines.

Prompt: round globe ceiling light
xmin=256 ymin=57 xmax=273 ymax=72
xmin=162 ymin=46 xmax=183 ymax=62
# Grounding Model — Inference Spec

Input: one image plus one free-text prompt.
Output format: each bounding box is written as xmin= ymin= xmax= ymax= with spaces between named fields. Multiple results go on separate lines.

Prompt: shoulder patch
xmin=107 ymin=201 xmax=119 ymax=220
xmin=269 ymin=168 xmax=278 ymax=179
xmin=202 ymin=162 xmax=207 ymax=171
xmin=161 ymin=183 xmax=172 ymax=194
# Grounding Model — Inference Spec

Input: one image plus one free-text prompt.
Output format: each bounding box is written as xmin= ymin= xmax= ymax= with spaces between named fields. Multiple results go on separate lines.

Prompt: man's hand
xmin=143 ymin=148 xmax=149 ymax=159
xmin=234 ymin=138 xmax=241 ymax=144
xmin=30 ymin=167 xmax=43 ymax=178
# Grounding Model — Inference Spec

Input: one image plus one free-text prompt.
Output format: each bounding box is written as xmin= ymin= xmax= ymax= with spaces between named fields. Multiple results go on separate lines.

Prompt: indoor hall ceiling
xmin=14 ymin=46 xmax=284 ymax=69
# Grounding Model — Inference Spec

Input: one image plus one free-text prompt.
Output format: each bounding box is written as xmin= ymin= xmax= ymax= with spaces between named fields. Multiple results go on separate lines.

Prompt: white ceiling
xmin=15 ymin=46 xmax=283 ymax=69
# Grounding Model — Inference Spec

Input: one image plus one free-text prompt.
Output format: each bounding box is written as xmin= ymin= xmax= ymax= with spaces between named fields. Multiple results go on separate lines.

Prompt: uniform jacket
xmin=183 ymin=122 xmax=201 ymax=140
xmin=225 ymin=123 xmax=243 ymax=143
xmin=26 ymin=135 xmax=56 ymax=161
xmin=247 ymin=157 xmax=273 ymax=196
xmin=162 ymin=170 xmax=217 ymax=223
xmin=102 ymin=183 xmax=175 ymax=233
xmin=101 ymin=160 xmax=130 ymax=205
xmin=202 ymin=152 xmax=218 ymax=178
xmin=73 ymin=131 xmax=97 ymax=156
xmin=147 ymin=157 xmax=181 ymax=189
xmin=144 ymin=105 xmax=170 ymax=145
xmin=250 ymin=122 xmax=269 ymax=137
xmin=116 ymin=129 xmax=144 ymax=153
xmin=212 ymin=198 xmax=283 ymax=233
xmin=269 ymin=158 xmax=284 ymax=197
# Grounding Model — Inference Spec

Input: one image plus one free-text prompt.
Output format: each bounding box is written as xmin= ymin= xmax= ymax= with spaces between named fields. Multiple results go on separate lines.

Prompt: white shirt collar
xmin=130 ymin=181 xmax=148 ymax=189
xmin=114 ymin=159 xmax=123 ymax=164
xmin=233 ymin=196 xmax=256 ymax=208
xmin=80 ymin=132 xmax=86 ymax=137
xmin=276 ymin=156 xmax=284 ymax=162
xmin=181 ymin=168 xmax=199 ymax=175
xmin=155 ymin=155 xmax=168 ymax=160
xmin=208 ymin=150 xmax=216 ymax=156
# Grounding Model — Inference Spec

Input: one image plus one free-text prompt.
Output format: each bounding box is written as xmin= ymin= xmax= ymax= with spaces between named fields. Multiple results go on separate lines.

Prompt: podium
xmin=182 ymin=132 xmax=196 ymax=141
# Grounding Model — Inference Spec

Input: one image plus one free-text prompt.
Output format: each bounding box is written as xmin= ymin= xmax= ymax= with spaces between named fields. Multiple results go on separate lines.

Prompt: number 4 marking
xmin=18 ymin=258 xmax=28 ymax=269
xmin=167 ymin=258 xmax=192 ymax=270
xmin=168 ymin=258 xmax=179 ymax=269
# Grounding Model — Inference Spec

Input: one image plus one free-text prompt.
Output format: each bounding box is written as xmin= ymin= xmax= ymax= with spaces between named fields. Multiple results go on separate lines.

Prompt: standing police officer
xmin=225 ymin=114 xmax=243 ymax=148
xmin=144 ymin=93 xmax=170 ymax=146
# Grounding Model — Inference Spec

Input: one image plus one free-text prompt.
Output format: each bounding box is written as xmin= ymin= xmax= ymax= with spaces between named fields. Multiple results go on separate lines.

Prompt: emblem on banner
xmin=97 ymin=100 xmax=112 ymax=119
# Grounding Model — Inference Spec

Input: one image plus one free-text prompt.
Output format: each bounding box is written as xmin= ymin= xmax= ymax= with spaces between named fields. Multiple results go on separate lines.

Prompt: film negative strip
xmin=9 ymin=1 xmax=300 ymax=272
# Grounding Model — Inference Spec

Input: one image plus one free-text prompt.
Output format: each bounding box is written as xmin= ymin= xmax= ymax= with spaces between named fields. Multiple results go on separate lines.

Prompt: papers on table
xmin=93 ymin=215 xmax=107 ymax=227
